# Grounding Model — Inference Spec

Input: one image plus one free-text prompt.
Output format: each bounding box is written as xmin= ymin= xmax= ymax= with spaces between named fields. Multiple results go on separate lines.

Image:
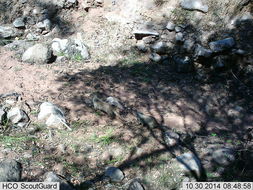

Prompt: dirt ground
xmin=0 ymin=0 xmax=253 ymax=189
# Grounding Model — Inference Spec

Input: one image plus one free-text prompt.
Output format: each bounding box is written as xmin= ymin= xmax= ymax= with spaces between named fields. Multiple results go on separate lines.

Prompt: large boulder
xmin=0 ymin=160 xmax=22 ymax=182
xmin=22 ymin=44 xmax=52 ymax=63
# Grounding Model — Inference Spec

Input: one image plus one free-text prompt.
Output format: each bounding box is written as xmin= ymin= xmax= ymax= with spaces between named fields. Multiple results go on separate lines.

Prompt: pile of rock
xmin=133 ymin=0 xmax=251 ymax=75
xmin=1 ymin=0 xmax=90 ymax=64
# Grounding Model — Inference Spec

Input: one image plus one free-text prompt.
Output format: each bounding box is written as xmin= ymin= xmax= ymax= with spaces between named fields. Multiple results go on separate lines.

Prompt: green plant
xmin=91 ymin=129 xmax=115 ymax=145
xmin=105 ymin=156 xmax=124 ymax=165
xmin=211 ymin=133 xmax=217 ymax=137
xmin=71 ymin=120 xmax=89 ymax=129
xmin=72 ymin=53 xmax=83 ymax=62
xmin=0 ymin=134 xmax=36 ymax=148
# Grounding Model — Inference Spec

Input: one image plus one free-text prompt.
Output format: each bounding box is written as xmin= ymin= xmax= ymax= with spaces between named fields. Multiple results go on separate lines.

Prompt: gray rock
xmin=133 ymin=29 xmax=159 ymax=40
xmin=142 ymin=36 xmax=156 ymax=44
xmin=166 ymin=21 xmax=175 ymax=31
xmin=7 ymin=107 xmax=29 ymax=125
xmin=26 ymin=33 xmax=40 ymax=41
xmin=36 ymin=19 xmax=52 ymax=31
xmin=127 ymin=180 xmax=144 ymax=190
xmin=209 ymin=37 xmax=235 ymax=53
xmin=38 ymin=102 xmax=71 ymax=130
xmin=56 ymin=56 xmax=68 ymax=63
xmin=52 ymin=38 xmax=89 ymax=60
xmin=194 ymin=44 xmax=212 ymax=58
xmin=175 ymin=26 xmax=182 ymax=33
xmin=13 ymin=17 xmax=25 ymax=28
xmin=212 ymin=148 xmax=236 ymax=166
xmin=180 ymin=0 xmax=208 ymax=13
xmin=106 ymin=97 xmax=124 ymax=110
xmin=65 ymin=0 xmax=77 ymax=7
xmin=52 ymin=38 xmax=69 ymax=55
xmin=44 ymin=172 xmax=75 ymax=190
xmin=22 ymin=43 xmax=52 ymax=63
xmin=176 ymin=152 xmax=202 ymax=178
xmin=135 ymin=40 xmax=148 ymax=52
xmin=163 ymin=131 xmax=180 ymax=146
xmin=5 ymin=40 xmax=35 ymax=56
xmin=0 ymin=160 xmax=22 ymax=182
xmin=175 ymin=32 xmax=184 ymax=42
xmin=105 ymin=167 xmax=124 ymax=182
xmin=173 ymin=56 xmax=194 ymax=73
xmin=0 ymin=26 xmax=22 ymax=39
xmin=149 ymin=53 xmax=162 ymax=62
xmin=66 ymin=0 xmax=77 ymax=3
xmin=183 ymin=39 xmax=195 ymax=52
xmin=151 ymin=41 xmax=167 ymax=54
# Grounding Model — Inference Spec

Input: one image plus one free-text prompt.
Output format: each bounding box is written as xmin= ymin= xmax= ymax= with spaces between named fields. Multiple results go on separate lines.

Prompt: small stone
xmin=13 ymin=17 xmax=25 ymax=28
xmin=52 ymin=38 xmax=69 ymax=55
xmin=151 ymin=41 xmax=168 ymax=54
xmin=56 ymin=56 xmax=68 ymax=63
xmin=133 ymin=29 xmax=159 ymax=40
xmin=142 ymin=36 xmax=156 ymax=44
xmin=0 ymin=160 xmax=22 ymax=182
xmin=36 ymin=19 xmax=52 ymax=31
xmin=0 ymin=26 xmax=22 ymax=39
xmin=212 ymin=148 xmax=236 ymax=166
xmin=175 ymin=32 xmax=184 ymax=42
xmin=194 ymin=44 xmax=212 ymax=58
xmin=127 ymin=180 xmax=144 ymax=190
xmin=7 ymin=107 xmax=29 ymax=124
xmin=163 ymin=131 xmax=180 ymax=146
xmin=209 ymin=37 xmax=235 ymax=53
xmin=26 ymin=33 xmax=40 ymax=41
xmin=38 ymin=102 xmax=69 ymax=130
xmin=183 ymin=39 xmax=195 ymax=53
xmin=175 ymin=26 xmax=182 ymax=33
xmin=166 ymin=21 xmax=175 ymax=31
xmin=135 ymin=40 xmax=148 ymax=52
xmin=44 ymin=172 xmax=75 ymax=190
xmin=105 ymin=167 xmax=124 ymax=182
xmin=106 ymin=97 xmax=124 ymax=110
xmin=149 ymin=53 xmax=162 ymax=62
xmin=180 ymin=0 xmax=208 ymax=13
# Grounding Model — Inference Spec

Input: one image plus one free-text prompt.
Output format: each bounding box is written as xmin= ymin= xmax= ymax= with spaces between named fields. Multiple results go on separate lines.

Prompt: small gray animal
xmin=93 ymin=95 xmax=115 ymax=118
xmin=135 ymin=111 xmax=159 ymax=128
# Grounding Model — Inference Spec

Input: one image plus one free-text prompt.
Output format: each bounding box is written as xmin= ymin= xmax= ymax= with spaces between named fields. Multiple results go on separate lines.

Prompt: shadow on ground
xmin=40 ymin=1 xmax=253 ymax=188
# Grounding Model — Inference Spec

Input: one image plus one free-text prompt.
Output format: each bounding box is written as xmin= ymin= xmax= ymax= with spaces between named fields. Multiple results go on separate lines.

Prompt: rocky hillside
xmin=0 ymin=0 xmax=253 ymax=189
